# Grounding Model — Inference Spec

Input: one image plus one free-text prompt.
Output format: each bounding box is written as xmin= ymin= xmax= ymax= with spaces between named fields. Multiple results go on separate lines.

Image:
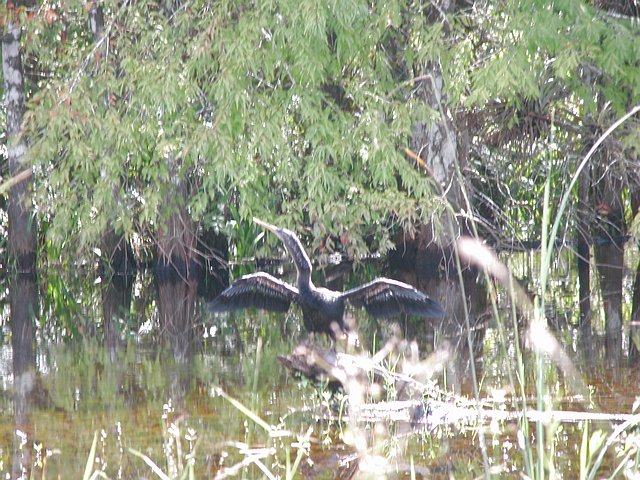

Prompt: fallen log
xmin=278 ymin=342 xmax=640 ymax=430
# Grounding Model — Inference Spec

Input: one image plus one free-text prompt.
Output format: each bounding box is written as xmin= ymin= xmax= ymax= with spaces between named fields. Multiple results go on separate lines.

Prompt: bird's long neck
xmin=282 ymin=234 xmax=313 ymax=291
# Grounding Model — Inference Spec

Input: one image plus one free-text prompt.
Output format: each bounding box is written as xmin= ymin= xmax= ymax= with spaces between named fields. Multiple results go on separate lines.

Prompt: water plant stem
xmin=541 ymin=104 xmax=640 ymax=284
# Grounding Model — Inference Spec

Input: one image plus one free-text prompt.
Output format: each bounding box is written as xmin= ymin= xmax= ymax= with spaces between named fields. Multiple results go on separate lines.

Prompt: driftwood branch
xmin=278 ymin=343 xmax=639 ymax=429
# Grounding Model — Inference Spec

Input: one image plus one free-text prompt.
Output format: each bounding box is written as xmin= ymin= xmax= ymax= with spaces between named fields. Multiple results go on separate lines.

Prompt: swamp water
xmin=0 ymin=250 xmax=639 ymax=479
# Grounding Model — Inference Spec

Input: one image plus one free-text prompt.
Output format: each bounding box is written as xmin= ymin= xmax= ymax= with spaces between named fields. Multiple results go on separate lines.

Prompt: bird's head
xmin=253 ymin=217 xmax=301 ymax=252
xmin=253 ymin=217 xmax=312 ymax=277
xmin=253 ymin=217 xmax=292 ymax=243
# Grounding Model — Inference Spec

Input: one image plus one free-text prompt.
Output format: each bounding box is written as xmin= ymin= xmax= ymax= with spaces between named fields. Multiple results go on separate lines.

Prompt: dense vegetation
xmin=2 ymin=1 xmax=640 ymax=478
xmin=1 ymin=0 xmax=636 ymax=265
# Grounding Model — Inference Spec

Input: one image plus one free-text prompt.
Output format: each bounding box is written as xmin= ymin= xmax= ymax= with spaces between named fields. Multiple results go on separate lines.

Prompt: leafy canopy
xmin=14 ymin=0 xmax=640 ymax=261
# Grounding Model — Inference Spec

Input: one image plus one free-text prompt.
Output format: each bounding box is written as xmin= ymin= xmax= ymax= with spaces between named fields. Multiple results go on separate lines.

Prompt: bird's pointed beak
xmin=253 ymin=217 xmax=279 ymax=234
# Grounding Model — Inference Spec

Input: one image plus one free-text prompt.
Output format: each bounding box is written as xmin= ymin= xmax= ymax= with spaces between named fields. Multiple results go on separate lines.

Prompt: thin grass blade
xmin=215 ymin=387 xmax=272 ymax=432
xmin=128 ymin=447 xmax=171 ymax=480
xmin=82 ymin=431 xmax=98 ymax=480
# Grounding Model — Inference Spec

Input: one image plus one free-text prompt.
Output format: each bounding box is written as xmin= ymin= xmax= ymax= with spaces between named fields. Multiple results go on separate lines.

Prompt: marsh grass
xmin=19 ymin=108 xmax=640 ymax=480
xmin=209 ymin=387 xmax=312 ymax=480
xmin=65 ymin=284 xmax=639 ymax=480
xmin=458 ymin=106 xmax=640 ymax=479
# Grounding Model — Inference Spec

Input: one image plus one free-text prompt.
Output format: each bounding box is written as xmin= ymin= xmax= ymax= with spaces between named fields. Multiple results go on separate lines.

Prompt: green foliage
xmin=448 ymin=1 xmax=639 ymax=242
xmin=22 ymin=0 xmax=444 ymax=262
xmin=12 ymin=0 xmax=639 ymax=263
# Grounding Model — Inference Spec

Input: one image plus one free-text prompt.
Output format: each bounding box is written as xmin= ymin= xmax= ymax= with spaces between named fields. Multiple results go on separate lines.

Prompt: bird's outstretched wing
xmin=341 ymin=278 xmax=444 ymax=319
xmin=208 ymin=272 xmax=299 ymax=313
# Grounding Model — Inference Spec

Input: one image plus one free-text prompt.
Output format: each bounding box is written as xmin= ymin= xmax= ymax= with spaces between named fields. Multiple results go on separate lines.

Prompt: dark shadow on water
xmin=154 ymin=228 xmax=229 ymax=363
xmin=101 ymin=271 xmax=134 ymax=360
xmin=155 ymin=257 xmax=202 ymax=363
xmin=595 ymin=240 xmax=624 ymax=366
xmin=10 ymin=272 xmax=38 ymax=480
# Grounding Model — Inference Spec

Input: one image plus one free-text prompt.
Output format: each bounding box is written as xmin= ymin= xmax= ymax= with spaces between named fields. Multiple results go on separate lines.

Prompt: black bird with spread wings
xmin=208 ymin=218 xmax=445 ymax=339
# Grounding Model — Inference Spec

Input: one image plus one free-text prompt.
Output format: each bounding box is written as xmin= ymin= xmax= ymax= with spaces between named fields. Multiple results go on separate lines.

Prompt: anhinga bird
xmin=208 ymin=218 xmax=445 ymax=339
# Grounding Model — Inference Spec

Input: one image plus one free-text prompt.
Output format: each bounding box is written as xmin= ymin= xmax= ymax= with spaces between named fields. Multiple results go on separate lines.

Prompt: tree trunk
xmin=575 ymin=163 xmax=595 ymax=365
xmin=88 ymin=1 xmax=137 ymax=278
xmin=3 ymin=16 xmax=36 ymax=272
xmin=101 ymin=228 xmax=136 ymax=274
xmin=88 ymin=1 xmax=105 ymax=41
xmin=395 ymin=4 xmax=467 ymax=266
xmin=576 ymin=165 xmax=592 ymax=331
xmin=592 ymin=154 xmax=625 ymax=364
xmin=405 ymin=66 xmax=478 ymax=325
xmin=101 ymin=268 xmax=134 ymax=358
xmin=629 ymin=184 xmax=640 ymax=359
xmin=156 ymin=156 xmax=200 ymax=361
xmin=630 ymin=260 xmax=640 ymax=359
xmin=10 ymin=272 xmax=38 ymax=480
xmin=156 ymin=208 xmax=200 ymax=362
xmin=594 ymin=242 xmax=623 ymax=363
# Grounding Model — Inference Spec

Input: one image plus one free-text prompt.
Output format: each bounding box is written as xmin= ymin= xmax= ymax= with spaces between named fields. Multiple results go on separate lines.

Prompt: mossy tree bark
xmin=3 ymin=5 xmax=36 ymax=272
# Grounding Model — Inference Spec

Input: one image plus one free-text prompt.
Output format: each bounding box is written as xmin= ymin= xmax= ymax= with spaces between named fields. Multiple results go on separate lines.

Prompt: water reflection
xmin=100 ymin=271 xmax=134 ymax=359
xmin=156 ymin=257 xmax=201 ymax=362
xmin=0 ymin=252 xmax=638 ymax=478
xmin=9 ymin=273 xmax=38 ymax=480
